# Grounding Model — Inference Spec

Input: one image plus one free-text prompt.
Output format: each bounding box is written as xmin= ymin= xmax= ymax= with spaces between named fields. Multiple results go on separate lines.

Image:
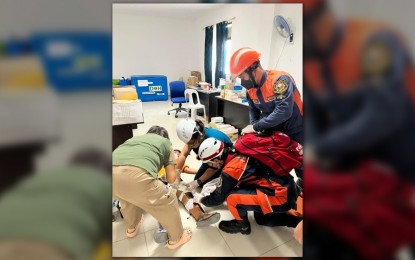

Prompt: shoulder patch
xmin=274 ymin=79 xmax=289 ymax=94
xmin=362 ymin=41 xmax=392 ymax=77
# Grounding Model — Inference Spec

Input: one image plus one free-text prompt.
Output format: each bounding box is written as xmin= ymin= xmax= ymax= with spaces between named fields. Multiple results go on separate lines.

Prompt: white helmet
xmin=176 ymin=119 xmax=197 ymax=143
xmin=198 ymin=138 xmax=224 ymax=163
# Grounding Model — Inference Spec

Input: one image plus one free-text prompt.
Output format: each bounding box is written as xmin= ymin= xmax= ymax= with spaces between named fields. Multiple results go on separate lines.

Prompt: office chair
xmin=168 ymin=81 xmax=188 ymax=118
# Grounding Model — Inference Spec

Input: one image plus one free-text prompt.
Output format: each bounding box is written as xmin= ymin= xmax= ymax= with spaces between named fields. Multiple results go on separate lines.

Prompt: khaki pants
xmin=0 ymin=240 xmax=70 ymax=260
xmin=113 ymin=166 xmax=183 ymax=242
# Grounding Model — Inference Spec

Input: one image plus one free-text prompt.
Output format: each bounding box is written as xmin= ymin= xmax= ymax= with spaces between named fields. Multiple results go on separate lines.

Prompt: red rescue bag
xmin=234 ymin=132 xmax=303 ymax=176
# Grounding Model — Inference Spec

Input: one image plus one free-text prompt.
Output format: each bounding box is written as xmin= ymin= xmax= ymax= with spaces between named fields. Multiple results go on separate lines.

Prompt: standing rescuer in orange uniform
xmin=230 ymin=47 xmax=304 ymax=182
xmin=280 ymin=0 xmax=415 ymax=259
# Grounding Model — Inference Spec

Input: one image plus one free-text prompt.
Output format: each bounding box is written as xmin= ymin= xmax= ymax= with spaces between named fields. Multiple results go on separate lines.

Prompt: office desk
xmin=187 ymin=87 xmax=220 ymax=121
xmin=216 ymin=96 xmax=250 ymax=131
xmin=112 ymin=100 xmax=144 ymax=150
xmin=113 ymin=123 xmax=138 ymax=151
xmin=0 ymin=143 xmax=45 ymax=195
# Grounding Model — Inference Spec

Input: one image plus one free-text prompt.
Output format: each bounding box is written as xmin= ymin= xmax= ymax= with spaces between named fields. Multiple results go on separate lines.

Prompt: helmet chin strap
xmin=249 ymin=72 xmax=258 ymax=88
xmin=245 ymin=63 xmax=260 ymax=88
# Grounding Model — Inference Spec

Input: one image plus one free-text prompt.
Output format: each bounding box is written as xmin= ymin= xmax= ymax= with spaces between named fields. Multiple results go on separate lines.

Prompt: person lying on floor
xmin=113 ymin=126 xmax=192 ymax=249
xmin=193 ymin=138 xmax=303 ymax=235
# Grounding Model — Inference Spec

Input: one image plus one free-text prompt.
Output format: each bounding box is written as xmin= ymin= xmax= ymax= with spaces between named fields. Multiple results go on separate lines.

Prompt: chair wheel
xmin=168 ymin=112 xmax=170 ymax=115
xmin=175 ymin=115 xmax=178 ymax=118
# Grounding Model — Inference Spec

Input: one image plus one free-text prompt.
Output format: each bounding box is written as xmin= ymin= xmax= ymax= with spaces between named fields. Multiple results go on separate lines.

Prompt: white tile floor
xmin=113 ymin=100 xmax=302 ymax=257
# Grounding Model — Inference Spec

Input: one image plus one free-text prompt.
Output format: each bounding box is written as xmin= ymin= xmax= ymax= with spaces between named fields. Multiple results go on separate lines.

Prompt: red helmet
xmin=230 ymin=47 xmax=261 ymax=80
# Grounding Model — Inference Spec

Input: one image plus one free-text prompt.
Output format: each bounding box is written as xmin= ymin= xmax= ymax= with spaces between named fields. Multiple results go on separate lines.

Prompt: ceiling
xmin=113 ymin=4 xmax=225 ymax=18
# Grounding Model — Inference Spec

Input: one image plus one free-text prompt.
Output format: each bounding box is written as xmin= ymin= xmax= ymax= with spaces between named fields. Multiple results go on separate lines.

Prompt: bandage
xmin=176 ymin=189 xmax=204 ymax=221
xmin=178 ymin=190 xmax=186 ymax=201
xmin=185 ymin=199 xmax=194 ymax=211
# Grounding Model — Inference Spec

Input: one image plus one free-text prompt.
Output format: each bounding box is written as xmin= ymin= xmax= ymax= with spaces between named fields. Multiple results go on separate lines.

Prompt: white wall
xmin=112 ymin=11 xmax=198 ymax=83
xmin=113 ymin=4 xmax=302 ymax=97
xmin=193 ymin=4 xmax=302 ymax=96
xmin=270 ymin=4 xmax=303 ymax=96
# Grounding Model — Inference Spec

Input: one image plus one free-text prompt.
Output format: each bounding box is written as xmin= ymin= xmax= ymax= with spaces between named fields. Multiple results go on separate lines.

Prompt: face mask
xmin=241 ymin=79 xmax=255 ymax=90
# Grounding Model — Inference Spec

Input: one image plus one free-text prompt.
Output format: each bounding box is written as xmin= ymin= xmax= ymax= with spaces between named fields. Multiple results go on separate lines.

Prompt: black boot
xmin=254 ymin=212 xmax=302 ymax=227
xmin=219 ymin=218 xmax=251 ymax=235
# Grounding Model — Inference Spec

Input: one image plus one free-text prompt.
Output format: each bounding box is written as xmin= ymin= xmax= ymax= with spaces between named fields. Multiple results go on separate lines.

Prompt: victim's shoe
xmin=196 ymin=212 xmax=221 ymax=227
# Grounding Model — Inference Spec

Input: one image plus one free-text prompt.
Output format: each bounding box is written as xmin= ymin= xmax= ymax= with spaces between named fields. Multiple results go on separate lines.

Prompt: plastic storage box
xmin=131 ymin=75 xmax=168 ymax=102
xmin=31 ymin=32 xmax=111 ymax=92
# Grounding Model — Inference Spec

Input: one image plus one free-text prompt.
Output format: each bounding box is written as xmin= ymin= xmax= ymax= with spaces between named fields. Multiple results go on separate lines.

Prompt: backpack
xmin=234 ymin=132 xmax=303 ymax=176
xmin=306 ymin=161 xmax=415 ymax=259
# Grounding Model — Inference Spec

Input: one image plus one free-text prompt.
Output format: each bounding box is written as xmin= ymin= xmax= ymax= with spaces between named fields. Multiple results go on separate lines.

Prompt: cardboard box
xmin=226 ymin=82 xmax=235 ymax=90
xmin=211 ymin=117 xmax=224 ymax=124
xmin=221 ymin=127 xmax=238 ymax=135
xmin=190 ymin=71 xmax=202 ymax=82
xmin=216 ymin=123 xmax=232 ymax=130
xmin=112 ymin=86 xmax=138 ymax=100
xmin=221 ymin=127 xmax=236 ymax=134
xmin=229 ymin=133 xmax=239 ymax=142
xmin=0 ymin=55 xmax=46 ymax=89
xmin=112 ymin=100 xmax=144 ymax=125
xmin=226 ymin=128 xmax=239 ymax=138
xmin=219 ymin=125 xmax=239 ymax=142
xmin=187 ymin=76 xmax=198 ymax=87
xmin=199 ymin=81 xmax=211 ymax=90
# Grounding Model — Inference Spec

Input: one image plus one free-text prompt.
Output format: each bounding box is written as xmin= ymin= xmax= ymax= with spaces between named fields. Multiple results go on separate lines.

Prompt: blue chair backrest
xmin=169 ymin=81 xmax=186 ymax=99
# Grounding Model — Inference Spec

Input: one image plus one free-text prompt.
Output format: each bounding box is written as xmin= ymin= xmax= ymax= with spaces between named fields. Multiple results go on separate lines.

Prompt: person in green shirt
xmin=113 ymin=126 xmax=192 ymax=250
xmin=0 ymin=148 xmax=112 ymax=260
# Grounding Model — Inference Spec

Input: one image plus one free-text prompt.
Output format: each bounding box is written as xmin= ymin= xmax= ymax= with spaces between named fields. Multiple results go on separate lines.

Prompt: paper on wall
xmin=137 ymin=80 xmax=148 ymax=87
